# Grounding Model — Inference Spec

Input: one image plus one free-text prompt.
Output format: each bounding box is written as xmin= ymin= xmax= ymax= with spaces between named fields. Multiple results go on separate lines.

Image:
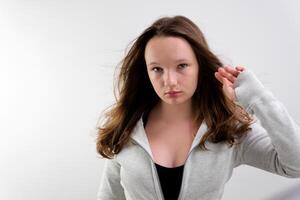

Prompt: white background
xmin=1 ymin=0 xmax=300 ymax=199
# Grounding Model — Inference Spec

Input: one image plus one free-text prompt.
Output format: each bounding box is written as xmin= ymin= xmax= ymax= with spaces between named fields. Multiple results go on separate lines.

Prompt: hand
xmin=214 ymin=66 xmax=245 ymax=102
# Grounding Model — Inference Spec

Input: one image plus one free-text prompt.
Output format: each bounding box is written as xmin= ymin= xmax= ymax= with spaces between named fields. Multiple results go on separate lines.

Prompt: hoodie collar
xmin=130 ymin=113 xmax=208 ymax=159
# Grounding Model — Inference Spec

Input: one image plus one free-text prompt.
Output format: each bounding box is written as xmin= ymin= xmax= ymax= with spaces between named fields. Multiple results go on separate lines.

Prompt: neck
xmin=154 ymin=99 xmax=194 ymax=123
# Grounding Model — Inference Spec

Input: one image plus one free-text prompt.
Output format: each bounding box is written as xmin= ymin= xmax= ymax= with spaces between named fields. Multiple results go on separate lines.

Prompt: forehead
xmin=144 ymin=36 xmax=196 ymax=65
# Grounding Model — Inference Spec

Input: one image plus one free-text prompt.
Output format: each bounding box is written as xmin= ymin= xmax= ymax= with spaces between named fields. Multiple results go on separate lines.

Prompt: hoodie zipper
xmin=177 ymin=147 xmax=198 ymax=200
xmin=131 ymin=140 xmax=164 ymax=200
xmin=131 ymin=139 xmax=198 ymax=200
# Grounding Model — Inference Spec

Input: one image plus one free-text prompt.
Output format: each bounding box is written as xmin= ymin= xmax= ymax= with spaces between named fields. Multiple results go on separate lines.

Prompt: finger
xmin=215 ymin=72 xmax=232 ymax=85
xmin=218 ymin=67 xmax=236 ymax=83
xmin=224 ymin=66 xmax=240 ymax=77
xmin=222 ymin=77 xmax=233 ymax=87
xmin=214 ymin=72 xmax=223 ymax=83
xmin=235 ymin=66 xmax=245 ymax=72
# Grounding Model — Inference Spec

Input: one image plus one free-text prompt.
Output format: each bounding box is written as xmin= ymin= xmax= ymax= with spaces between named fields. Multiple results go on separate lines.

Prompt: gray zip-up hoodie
xmin=97 ymin=69 xmax=300 ymax=200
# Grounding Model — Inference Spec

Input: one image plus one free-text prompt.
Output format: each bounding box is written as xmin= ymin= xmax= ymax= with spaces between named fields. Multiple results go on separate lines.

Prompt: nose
xmin=163 ymin=70 xmax=178 ymax=87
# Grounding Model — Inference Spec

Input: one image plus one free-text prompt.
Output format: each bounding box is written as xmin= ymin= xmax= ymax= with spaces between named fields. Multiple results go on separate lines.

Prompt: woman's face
xmin=144 ymin=36 xmax=199 ymax=105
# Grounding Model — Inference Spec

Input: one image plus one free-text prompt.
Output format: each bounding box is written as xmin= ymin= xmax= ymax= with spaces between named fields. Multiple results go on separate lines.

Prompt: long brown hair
xmin=96 ymin=15 xmax=255 ymax=159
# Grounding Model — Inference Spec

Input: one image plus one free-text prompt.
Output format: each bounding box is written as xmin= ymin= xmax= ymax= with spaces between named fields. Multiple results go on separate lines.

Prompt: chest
xmin=145 ymin=121 xmax=198 ymax=168
xmin=118 ymin=140 xmax=235 ymax=200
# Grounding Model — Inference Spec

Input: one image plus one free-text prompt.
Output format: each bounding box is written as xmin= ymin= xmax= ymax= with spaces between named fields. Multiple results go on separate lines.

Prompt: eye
xmin=152 ymin=67 xmax=163 ymax=72
xmin=178 ymin=63 xmax=188 ymax=69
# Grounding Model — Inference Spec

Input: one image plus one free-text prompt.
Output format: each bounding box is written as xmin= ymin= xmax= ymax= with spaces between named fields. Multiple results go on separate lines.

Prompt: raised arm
xmin=233 ymin=69 xmax=300 ymax=178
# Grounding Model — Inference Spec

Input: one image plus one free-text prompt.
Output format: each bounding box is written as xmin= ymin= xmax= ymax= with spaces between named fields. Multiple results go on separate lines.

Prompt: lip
xmin=165 ymin=91 xmax=182 ymax=95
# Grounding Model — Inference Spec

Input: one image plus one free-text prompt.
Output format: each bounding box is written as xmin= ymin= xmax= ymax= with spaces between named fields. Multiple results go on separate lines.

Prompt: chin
xmin=162 ymin=98 xmax=190 ymax=105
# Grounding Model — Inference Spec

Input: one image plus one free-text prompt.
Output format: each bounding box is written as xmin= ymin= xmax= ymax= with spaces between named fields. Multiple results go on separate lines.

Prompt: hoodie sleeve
xmin=233 ymin=69 xmax=300 ymax=178
xmin=97 ymin=158 xmax=126 ymax=200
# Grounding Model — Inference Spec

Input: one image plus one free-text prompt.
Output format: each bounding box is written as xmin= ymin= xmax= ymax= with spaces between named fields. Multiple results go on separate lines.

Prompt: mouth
xmin=165 ymin=91 xmax=182 ymax=95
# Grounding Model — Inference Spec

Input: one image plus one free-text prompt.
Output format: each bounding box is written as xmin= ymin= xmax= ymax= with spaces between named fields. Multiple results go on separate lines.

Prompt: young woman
xmin=96 ymin=15 xmax=300 ymax=200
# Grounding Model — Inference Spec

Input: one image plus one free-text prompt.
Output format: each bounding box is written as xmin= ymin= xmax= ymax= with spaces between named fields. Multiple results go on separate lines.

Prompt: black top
xmin=155 ymin=162 xmax=184 ymax=200
xmin=143 ymin=112 xmax=184 ymax=199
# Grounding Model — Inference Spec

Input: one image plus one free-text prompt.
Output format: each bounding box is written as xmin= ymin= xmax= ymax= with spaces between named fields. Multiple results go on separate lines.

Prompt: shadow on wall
xmin=265 ymin=183 xmax=300 ymax=200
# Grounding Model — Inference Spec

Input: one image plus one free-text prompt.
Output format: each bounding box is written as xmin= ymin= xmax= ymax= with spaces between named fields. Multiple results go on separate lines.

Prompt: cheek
xmin=185 ymin=71 xmax=198 ymax=88
xmin=152 ymin=80 xmax=162 ymax=91
xmin=148 ymin=75 xmax=161 ymax=91
xmin=193 ymin=73 xmax=199 ymax=85
xmin=191 ymin=67 xmax=199 ymax=82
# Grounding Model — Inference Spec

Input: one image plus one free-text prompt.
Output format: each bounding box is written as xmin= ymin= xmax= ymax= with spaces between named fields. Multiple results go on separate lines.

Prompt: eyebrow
xmin=148 ymin=59 xmax=189 ymax=66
